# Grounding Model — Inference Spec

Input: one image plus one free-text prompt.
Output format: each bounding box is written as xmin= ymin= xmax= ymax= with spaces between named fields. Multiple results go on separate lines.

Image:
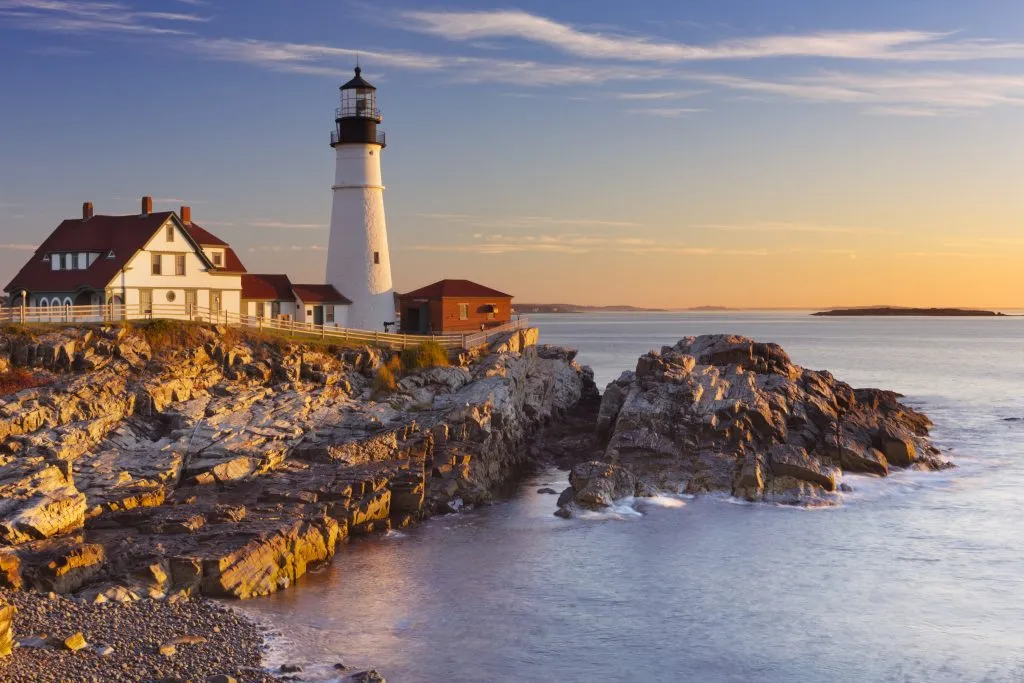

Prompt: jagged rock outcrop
xmin=0 ymin=322 xmax=594 ymax=599
xmin=559 ymin=335 xmax=949 ymax=514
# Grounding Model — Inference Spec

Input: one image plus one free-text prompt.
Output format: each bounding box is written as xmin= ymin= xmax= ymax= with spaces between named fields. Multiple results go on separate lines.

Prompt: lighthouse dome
xmin=340 ymin=66 xmax=376 ymax=91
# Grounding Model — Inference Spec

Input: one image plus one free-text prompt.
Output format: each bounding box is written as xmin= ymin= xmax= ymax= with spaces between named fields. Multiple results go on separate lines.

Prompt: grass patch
xmin=135 ymin=319 xmax=211 ymax=353
xmin=0 ymin=368 xmax=51 ymax=396
xmin=400 ymin=340 xmax=450 ymax=371
xmin=373 ymin=355 xmax=402 ymax=393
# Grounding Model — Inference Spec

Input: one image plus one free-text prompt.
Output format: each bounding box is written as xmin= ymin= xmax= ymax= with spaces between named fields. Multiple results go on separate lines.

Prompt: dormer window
xmin=212 ymin=251 xmax=223 ymax=267
xmin=63 ymin=253 xmax=73 ymax=270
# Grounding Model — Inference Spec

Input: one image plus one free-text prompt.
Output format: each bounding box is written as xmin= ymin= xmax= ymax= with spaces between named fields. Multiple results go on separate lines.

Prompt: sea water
xmin=239 ymin=312 xmax=1024 ymax=682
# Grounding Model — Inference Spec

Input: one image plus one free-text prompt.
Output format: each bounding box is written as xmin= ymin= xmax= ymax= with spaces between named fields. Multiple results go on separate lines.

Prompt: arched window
xmin=63 ymin=297 xmax=73 ymax=307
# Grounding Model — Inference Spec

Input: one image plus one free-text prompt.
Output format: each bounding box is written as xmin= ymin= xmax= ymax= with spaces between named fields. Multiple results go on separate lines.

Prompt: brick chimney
xmin=82 ymin=202 xmax=93 ymax=220
xmin=180 ymin=205 xmax=191 ymax=225
xmin=141 ymin=195 xmax=153 ymax=216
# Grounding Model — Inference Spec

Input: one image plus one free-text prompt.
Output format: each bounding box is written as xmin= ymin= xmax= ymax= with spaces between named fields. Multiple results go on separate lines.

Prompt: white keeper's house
xmin=4 ymin=196 xmax=349 ymax=326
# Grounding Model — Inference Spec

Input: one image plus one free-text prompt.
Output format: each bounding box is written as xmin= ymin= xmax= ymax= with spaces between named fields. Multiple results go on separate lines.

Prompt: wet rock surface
xmin=558 ymin=334 xmax=951 ymax=515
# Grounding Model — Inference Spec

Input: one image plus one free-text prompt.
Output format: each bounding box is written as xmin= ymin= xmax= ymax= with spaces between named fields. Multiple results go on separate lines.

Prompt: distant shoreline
xmin=812 ymin=307 xmax=1007 ymax=317
xmin=514 ymin=304 xmax=1019 ymax=316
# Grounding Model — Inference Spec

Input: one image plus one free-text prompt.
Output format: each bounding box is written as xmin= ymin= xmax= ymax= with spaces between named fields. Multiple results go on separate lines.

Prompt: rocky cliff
xmin=559 ymin=335 xmax=950 ymax=514
xmin=0 ymin=322 xmax=595 ymax=600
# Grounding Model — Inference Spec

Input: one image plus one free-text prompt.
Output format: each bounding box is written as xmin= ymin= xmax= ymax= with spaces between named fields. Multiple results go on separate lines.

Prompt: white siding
xmin=107 ymin=218 xmax=242 ymax=318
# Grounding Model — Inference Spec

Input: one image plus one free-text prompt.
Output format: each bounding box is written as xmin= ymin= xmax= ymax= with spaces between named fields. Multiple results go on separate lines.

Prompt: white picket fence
xmin=0 ymin=302 xmax=530 ymax=351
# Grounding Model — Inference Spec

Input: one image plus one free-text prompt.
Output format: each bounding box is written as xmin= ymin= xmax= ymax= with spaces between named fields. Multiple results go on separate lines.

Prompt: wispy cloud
xmin=247 ymin=245 xmax=327 ymax=252
xmin=186 ymin=37 xmax=667 ymax=85
xmin=626 ymin=107 xmax=703 ymax=117
xmin=416 ymin=212 xmax=644 ymax=230
xmin=690 ymin=71 xmax=1024 ymax=114
xmin=0 ymin=0 xmax=206 ymax=35
xmin=248 ymin=221 xmax=324 ymax=230
xmin=615 ymin=90 xmax=703 ymax=100
xmin=401 ymin=9 xmax=1024 ymax=63
xmin=701 ymin=221 xmax=902 ymax=235
xmin=896 ymin=251 xmax=1004 ymax=258
xmin=406 ymin=232 xmax=767 ymax=256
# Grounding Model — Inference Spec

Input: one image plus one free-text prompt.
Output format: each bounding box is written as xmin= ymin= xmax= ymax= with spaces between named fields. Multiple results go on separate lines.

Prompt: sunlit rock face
xmin=558 ymin=334 xmax=950 ymax=516
xmin=0 ymin=323 xmax=595 ymax=599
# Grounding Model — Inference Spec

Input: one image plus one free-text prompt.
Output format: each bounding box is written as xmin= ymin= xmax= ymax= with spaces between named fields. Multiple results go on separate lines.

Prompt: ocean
xmin=238 ymin=312 xmax=1024 ymax=682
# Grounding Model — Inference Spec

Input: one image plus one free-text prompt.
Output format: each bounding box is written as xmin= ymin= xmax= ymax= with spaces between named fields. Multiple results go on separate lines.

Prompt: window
xmin=175 ymin=254 xmax=185 ymax=276
xmin=326 ymin=306 xmax=335 ymax=323
xmin=51 ymin=255 xmax=60 ymax=271
xmin=151 ymin=253 xmax=162 ymax=275
xmin=166 ymin=291 xmax=176 ymax=302
xmin=255 ymin=302 xmax=265 ymax=319
xmin=271 ymin=301 xmax=281 ymax=318
xmin=486 ymin=303 xmax=496 ymax=321
xmin=77 ymin=253 xmax=87 ymax=270
xmin=166 ymin=224 xmax=175 ymax=242
xmin=458 ymin=303 xmax=469 ymax=320
xmin=63 ymin=253 xmax=73 ymax=270
xmin=139 ymin=289 xmax=152 ymax=314
xmin=373 ymin=251 xmax=380 ymax=265
xmin=211 ymin=251 xmax=223 ymax=267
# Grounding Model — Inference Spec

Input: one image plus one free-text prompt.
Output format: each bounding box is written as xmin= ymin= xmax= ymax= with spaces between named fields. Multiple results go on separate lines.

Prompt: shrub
xmin=0 ymin=368 xmax=50 ymax=396
xmin=400 ymin=340 xmax=450 ymax=371
xmin=138 ymin=320 xmax=208 ymax=353
xmin=373 ymin=355 xmax=403 ymax=393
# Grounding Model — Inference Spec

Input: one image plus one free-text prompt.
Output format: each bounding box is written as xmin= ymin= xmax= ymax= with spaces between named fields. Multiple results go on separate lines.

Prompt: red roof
xmin=215 ymin=247 xmax=247 ymax=274
xmin=4 ymin=212 xmax=244 ymax=293
xmin=401 ymin=279 xmax=512 ymax=299
xmin=292 ymin=284 xmax=351 ymax=304
xmin=6 ymin=212 xmax=174 ymax=293
xmin=182 ymin=222 xmax=228 ymax=246
xmin=241 ymin=274 xmax=294 ymax=301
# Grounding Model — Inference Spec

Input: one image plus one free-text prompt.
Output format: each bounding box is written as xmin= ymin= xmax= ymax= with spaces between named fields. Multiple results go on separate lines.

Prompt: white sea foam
xmin=634 ymin=494 xmax=688 ymax=509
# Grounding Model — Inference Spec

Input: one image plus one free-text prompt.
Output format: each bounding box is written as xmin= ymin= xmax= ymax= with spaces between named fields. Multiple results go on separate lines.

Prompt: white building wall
xmin=325 ymin=142 xmax=394 ymax=332
xmin=111 ymin=218 xmax=242 ymax=318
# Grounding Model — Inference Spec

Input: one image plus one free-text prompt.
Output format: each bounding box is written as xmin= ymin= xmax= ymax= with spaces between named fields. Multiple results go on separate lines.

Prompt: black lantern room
xmin=331 ymin=67 xmax=386 ymax=148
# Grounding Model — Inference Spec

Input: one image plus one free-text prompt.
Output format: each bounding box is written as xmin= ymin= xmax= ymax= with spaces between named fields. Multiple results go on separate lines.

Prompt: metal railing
xmin=0 ymin=302 xmax=530 ymax=351
xmin=330 ymin=129 xmax=386 ymax=147
xmin=335 ymin=105 xmax=382 ymax=122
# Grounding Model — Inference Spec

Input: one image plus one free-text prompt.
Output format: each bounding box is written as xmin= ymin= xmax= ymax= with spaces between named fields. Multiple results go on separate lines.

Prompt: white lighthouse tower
xmin=325 ymin=67 xmax=394 ymax=331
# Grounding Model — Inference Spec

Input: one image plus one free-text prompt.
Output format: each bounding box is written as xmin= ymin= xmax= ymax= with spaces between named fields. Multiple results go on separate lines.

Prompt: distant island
xmin=515 ymin=303 xmax=667 ymax=314
xmin=813 ymin=307 xmax=1006 ymax=317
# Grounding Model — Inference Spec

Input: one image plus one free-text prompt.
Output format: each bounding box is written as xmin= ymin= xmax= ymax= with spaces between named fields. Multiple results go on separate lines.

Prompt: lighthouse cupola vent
xmin=332 ymin=66 xmax=385 ymax=147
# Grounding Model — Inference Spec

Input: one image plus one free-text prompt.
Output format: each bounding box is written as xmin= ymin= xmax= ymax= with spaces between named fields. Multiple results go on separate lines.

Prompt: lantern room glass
xmin=342 ymin=87 xmax=378 ymax=120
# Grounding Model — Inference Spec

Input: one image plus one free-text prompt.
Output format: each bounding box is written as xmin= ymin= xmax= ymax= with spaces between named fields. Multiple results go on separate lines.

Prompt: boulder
xmin=63 ymin=631 xmax=88 ymax=652
xmin=879 ymin=426 xmax=917 ymax=467
xmin=0 ymin=462 xmax=87 ymax=544
xmin=0 ymin=603 xmax=14 ymax=658
xmin=589 ymin=335 xmax=943 ymax=507
xmin=566 ymin=461 xmax=638 ymax=509
xmin=769 ymin=445 xmax=839 ymax=491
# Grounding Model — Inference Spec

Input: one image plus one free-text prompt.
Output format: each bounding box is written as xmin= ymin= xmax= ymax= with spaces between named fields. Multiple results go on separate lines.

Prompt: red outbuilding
xmin=398 ymin=279 xmax=513 ymax=334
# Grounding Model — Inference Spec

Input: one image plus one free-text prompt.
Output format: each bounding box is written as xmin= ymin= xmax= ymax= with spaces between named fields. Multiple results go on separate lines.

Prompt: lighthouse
xmin=325 ymin=67 xmax=394 ymax=331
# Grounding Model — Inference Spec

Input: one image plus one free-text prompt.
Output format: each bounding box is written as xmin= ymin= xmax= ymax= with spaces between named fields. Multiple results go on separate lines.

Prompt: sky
xmin=2 ymin=0 xmax=1024 ymax=309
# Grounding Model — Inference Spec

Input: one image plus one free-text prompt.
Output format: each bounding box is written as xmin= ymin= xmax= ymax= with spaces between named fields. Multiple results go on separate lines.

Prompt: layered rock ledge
xmin=0 ymin=322 xmax=595 ymax=603
xmin=559 ymin=335 xmax=951 ymax=515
